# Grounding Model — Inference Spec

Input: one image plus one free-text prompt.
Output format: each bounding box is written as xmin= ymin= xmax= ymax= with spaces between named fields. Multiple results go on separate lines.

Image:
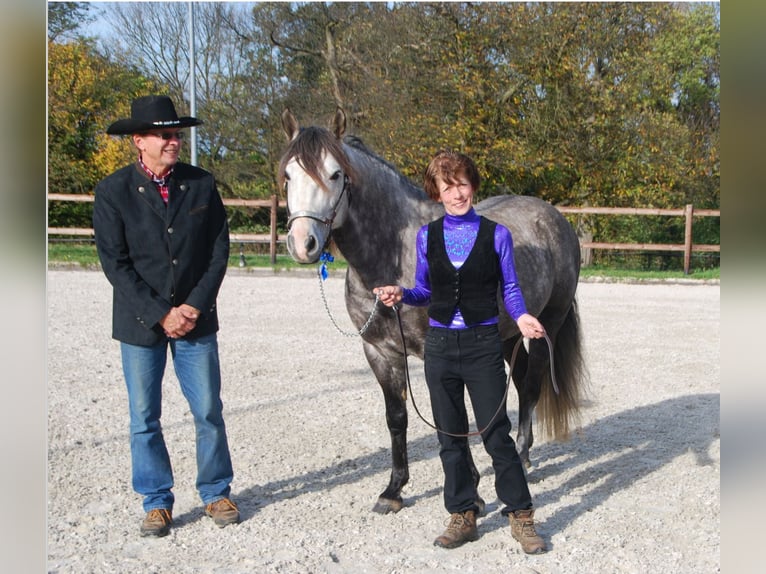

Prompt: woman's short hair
xmin=423 ymin=150 xmax=481 ymax=201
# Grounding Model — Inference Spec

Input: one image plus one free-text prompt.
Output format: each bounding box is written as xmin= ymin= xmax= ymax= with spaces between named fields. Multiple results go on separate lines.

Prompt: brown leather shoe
xmin=433 ymin=510 xmax=479 ymax=548
xmin=205 ymin=498 xmax=240 ymax=528
xmin=509 ymin=509 xmax=546 ymax=554
xmin=140 ymin=508 xmax=172 ymax=537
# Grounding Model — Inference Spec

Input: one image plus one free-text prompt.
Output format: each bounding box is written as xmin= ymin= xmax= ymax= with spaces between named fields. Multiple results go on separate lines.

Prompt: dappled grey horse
xmin=279 ymin=108 xmax=586 ymax=514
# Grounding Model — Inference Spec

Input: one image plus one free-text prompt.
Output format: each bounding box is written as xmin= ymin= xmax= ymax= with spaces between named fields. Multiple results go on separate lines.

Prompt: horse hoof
xmin=475 ymin=497 xmax=486 ymax=517
xmin=372 ymin=497 xmax=403 ymax=514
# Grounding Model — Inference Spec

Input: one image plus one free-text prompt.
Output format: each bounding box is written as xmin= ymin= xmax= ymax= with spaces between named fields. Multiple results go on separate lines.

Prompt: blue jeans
xmin=121 ymin=333 xmax=233 ymax=512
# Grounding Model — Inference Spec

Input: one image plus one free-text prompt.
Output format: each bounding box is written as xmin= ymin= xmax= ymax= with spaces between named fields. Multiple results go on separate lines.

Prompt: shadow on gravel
xmin=480 ymin=392 xmax=719 ymax=539
xmin=172 ymin=393 xmax=718 ymax=530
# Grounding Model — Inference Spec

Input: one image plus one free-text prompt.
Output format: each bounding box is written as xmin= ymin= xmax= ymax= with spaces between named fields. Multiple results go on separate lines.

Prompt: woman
xmin=373 ymin=151 xmax=546 ymax=553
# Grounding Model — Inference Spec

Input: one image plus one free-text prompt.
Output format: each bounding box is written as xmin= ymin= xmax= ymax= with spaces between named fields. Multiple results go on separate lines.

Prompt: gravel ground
xmin=47 ymin=269 xmax=720 ymax=573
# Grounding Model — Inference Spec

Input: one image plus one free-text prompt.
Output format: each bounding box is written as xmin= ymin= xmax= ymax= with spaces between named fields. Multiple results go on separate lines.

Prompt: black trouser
xmin=424 ymin=324 xmax=532 ymax=515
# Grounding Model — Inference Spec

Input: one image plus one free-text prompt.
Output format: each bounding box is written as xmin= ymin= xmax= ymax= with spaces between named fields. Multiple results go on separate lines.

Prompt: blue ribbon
xmin=319 ymin=252 xmax=334 ymax=281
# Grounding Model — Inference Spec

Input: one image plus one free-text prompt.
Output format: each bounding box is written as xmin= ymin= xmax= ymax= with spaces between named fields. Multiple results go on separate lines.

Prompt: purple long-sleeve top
xmin=401 ymin=208 xmax=528 ymax=329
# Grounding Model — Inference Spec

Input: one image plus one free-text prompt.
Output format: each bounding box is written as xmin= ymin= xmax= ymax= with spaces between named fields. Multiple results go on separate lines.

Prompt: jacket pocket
xmin=189 ymin=203 xmax=209 ymax=216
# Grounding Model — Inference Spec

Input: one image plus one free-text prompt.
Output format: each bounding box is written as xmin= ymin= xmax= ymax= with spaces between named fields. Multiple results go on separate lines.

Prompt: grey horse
xmin=279 ymin=107 xmax=587 ymax=514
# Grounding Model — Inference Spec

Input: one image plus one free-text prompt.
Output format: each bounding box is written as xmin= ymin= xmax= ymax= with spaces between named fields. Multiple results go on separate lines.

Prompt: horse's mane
xmin=277 ymin=126 xmax=357 ymax=192
xmin=343 ymin=134 xmax=426 ymax=199
xmin=278 ymin=125 xmax=424 ymax=200
xmin=343 ymin=135 xmax=407 ymax=177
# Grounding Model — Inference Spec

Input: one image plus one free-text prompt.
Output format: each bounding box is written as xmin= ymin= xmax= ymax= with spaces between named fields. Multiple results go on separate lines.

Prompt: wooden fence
xmin=48 ymin=193 xmax=285 ymax=264
xmin=556 ymin=205 xmax=720 ymax=274
xmin=48 ymin=194 xmax=720 ymax=274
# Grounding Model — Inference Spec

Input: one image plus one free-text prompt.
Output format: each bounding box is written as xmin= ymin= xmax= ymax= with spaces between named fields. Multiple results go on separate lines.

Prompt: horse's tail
xmin=537 ymin=298 xmax=588 ymax=441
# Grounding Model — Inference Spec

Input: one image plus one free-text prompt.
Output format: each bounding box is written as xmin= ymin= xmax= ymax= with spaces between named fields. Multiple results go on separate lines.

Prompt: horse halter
xmin=286 ymin=173 xmax=350 ymax=233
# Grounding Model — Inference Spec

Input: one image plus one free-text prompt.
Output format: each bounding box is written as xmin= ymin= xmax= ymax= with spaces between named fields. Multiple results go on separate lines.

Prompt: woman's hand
xmin=373 ymin=285 xmax=403 ymax=307
xmin=517 ymin=313 xmax=546 ymax=339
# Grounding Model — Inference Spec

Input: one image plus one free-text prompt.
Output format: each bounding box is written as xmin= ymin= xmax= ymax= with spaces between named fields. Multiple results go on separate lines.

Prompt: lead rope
xmin=392 ymin=305 xmax=559 ymax=438
xmin=317 ymin=253 xmax=380 ymax=337
xmin=316 ymin=254 xmax=558 ymax=436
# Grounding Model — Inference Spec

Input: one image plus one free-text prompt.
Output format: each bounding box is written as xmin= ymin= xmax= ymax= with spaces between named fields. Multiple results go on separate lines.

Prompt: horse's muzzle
xmin=286 ymin=221 xmax=326 ymax=264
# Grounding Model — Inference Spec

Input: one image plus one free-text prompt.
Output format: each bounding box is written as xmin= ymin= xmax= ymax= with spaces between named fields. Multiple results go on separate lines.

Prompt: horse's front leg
xmin=362 ymin=341 xmax=409 ymax=514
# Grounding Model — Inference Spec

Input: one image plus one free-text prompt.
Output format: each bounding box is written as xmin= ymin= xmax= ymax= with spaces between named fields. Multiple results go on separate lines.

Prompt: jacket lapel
xmin=132 ymin=170 xmax=167 ymax=219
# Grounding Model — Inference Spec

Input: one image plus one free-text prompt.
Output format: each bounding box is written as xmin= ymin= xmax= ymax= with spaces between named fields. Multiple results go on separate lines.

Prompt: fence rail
xmin=48 ymin=193 xmax=286 ymax=263
xmin=48 ymin=194 xmax=720 ymax=273
xmin=556 ymin=204 xmax=720 ymax=273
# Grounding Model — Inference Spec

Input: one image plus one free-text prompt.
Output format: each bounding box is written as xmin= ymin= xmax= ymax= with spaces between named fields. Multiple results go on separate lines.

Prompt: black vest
xmin=427 ymin=216 xmax=500 ymax=326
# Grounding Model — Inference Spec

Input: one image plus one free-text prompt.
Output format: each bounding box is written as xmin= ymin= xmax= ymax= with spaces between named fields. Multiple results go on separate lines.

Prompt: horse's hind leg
xmin=465 ymin=446 xmax=486 ymax=515
xmin=517 ymin=342 xmax=549 ymax=468
xmin=512 ymin=307 xmax=568 ymax=468
xmin=504 ymin=335 xmax=544 ymax=468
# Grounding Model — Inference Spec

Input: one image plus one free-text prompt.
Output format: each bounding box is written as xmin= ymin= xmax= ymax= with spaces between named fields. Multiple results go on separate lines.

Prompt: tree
xmin=47 ymin=39 xmax=159 ymax=226
xmin=47 ymin=2 xmax=93 ymax=43
xmin=101 ymin=3 xmax=280 ymax=203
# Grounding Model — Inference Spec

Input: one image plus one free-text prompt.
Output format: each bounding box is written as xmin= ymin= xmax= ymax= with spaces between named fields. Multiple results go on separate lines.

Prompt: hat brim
xmin=106 ymin=116 xmax=203 ymax=135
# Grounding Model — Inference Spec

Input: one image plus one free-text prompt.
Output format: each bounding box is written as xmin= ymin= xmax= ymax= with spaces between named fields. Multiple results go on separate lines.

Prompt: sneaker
xmin=433 ymin=510 xmax=479 ymax=549
xmin=205 ymin=498 xmax=240 ymax=528
xmin=140 ymin=508 xmax=172 ymax=537
xmin=509 ymin=508 xmax=546 ymax=554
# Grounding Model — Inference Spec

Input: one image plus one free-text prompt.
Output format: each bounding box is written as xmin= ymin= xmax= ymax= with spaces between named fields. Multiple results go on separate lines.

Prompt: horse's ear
xmin=332 ymin=107 xmax=346 ymax=139
xmin=281 ymin=108 xmax=300 ymax=141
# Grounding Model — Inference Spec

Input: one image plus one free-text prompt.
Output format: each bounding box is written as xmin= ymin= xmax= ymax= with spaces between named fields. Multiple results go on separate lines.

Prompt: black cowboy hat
xmin=106 ymin=95 xmax=203 ymax=135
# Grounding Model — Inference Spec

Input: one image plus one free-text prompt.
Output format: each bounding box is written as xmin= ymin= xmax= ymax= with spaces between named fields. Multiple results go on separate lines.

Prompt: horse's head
xmin=279 ymin=108 xmax=356 ymax=264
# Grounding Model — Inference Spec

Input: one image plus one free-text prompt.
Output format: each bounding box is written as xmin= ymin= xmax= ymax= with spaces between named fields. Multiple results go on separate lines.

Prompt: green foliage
xmin=48 ymin=39 xmax=160 ymax=197
xmin=225 ymin=205 xmax=289 ymax=235
xmin=48 ymin=201 xmax=93 ymax=229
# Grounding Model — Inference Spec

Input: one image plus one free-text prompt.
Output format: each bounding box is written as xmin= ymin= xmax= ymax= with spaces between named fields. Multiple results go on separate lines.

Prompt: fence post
xmin=270 ymin=194 xmax=278 ymax=265
xmin=683 ymin=204 xmax=694 ymax=275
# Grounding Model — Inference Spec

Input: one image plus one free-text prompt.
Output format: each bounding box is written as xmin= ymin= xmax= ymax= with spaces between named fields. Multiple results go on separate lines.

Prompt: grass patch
xmin=48 ymin=242 xmax=718 ymax=280
xmin=229 ymin=253 xmax=328 ymax=270
xmin=48 ymin=242 xmax=101 ymax=267
xmin=579 ymin=265 xmax=719 ymax=281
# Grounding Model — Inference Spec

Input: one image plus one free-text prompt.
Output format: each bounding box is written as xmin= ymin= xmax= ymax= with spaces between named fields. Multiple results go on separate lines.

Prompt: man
xmin=93 ymin=95 xmax=239 ymax=537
